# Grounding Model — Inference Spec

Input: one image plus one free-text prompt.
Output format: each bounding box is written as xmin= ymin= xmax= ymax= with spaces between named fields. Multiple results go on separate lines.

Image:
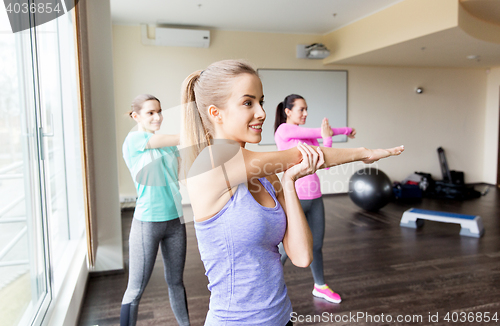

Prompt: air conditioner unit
xmin=142 ymin=25 xmax=210 ymax=48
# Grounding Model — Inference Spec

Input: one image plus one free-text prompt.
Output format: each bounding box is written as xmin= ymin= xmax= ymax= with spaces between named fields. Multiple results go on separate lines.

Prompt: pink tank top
xmin=274 ymin=123 xmax=352 ymax=200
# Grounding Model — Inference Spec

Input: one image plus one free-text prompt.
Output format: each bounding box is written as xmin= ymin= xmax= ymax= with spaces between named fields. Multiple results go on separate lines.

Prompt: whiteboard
xmin=258 ymin=69 xmax=348 ymax=145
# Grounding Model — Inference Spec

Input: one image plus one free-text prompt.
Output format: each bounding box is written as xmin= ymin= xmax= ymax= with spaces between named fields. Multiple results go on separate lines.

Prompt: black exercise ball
xmin=348 ymin=167 xmax=393 ymax=211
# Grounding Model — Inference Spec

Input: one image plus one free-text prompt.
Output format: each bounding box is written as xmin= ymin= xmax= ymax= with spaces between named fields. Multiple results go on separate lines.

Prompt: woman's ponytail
xmin=274 ymin=101 xmax=287 ymax=132
xmin=180 ymin=71 xmax=209 ymax=176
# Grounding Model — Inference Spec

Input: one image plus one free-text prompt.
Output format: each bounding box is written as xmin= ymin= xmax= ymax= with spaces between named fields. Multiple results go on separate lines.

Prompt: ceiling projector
xmin=305 ymin=43 xmax=330 ymax=59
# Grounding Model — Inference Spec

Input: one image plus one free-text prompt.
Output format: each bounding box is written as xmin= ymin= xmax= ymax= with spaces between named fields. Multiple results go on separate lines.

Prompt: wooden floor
xmin=78 ymin=186 xmax=500 ymax=326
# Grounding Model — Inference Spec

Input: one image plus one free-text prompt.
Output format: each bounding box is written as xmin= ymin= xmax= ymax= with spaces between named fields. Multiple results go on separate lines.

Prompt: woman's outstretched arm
xmin=187 ymin=141 xmax=403 ymax=195
xmin=240 ymin=145 xmax=404 ymax=182
xmin=277 ymin=123 xmax=353 ymax=142
xmin=146 ymin=134 xmax=180 ymax=148
xmin=186 ymin=142 xmax=403 ymax=221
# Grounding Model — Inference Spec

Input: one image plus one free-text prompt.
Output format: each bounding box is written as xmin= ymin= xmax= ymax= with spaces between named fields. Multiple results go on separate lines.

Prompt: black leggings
xmin=120 ymin=218 xmax=190 ymax=326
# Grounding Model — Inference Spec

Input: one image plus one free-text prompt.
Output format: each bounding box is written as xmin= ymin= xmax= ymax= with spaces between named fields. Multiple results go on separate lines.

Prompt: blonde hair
xmin=180 ymin=60 xmax=258 ymax=173
xmin=128 ymin=94 xmax=160 ymax=117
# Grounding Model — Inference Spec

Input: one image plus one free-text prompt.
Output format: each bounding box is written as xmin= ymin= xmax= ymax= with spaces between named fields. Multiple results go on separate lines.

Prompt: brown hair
xmin=274 ymin=94 xmax=304 ymax=132
xmin=180 ymin=60 xmax=258 ymax=172
xmin=128 ymin=94 xmax=160 ymax=117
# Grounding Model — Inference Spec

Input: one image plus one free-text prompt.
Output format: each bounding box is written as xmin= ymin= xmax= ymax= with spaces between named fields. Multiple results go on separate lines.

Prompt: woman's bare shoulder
xmin=189 ymin=141 xmax=242 ymax=176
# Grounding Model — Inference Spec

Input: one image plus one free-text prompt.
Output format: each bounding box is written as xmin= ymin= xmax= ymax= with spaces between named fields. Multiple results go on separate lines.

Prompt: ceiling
xmin=110 ymin=0 xmax=500 ymax=68
xmin=110 ymin=0 xmax=405 ymax=34
xmin=460 ymin=0 xmax=500 ymax=26
xmin=331 ymin=27 xmax=500 ymax=68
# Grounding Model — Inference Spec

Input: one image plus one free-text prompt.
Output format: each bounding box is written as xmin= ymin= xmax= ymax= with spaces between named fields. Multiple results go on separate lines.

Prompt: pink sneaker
xmin=312 ymin=284 xmax=342 ymax=303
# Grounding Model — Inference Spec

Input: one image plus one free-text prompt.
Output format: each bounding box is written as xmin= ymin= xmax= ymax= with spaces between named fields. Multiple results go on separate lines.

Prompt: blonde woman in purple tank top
xmin=179 ymin=60 xmax=404 ymax=326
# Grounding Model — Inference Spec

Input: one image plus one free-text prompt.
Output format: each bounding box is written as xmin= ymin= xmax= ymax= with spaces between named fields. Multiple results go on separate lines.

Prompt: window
xmin=0 ymin=5 xmax=84 ymax=326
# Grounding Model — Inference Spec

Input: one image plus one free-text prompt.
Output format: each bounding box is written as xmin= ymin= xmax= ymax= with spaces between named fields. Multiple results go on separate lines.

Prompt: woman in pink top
xmin=274 ymin=94 xmax=356 ymax=304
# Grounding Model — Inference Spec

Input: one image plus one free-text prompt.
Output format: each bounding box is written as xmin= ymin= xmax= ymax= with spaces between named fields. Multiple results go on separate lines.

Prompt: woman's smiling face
xmin=132 ymin=99 xmax=163 ymax=133
xmin=212 ymin=73 xmax=266 ymax=147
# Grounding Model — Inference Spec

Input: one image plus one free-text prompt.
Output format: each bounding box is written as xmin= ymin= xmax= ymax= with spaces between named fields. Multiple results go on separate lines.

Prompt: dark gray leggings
xmin=120 ymin=218 xmax=190 ymax=326
xmin=279 ymin=197 xmax=325 ymax=285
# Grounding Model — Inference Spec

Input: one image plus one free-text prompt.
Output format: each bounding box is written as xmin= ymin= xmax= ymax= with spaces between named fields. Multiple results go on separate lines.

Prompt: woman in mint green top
xmin=123 ymin=130 xmax=182 ymax=222
xmin=120 ymin=94 xmax=190 ymax=326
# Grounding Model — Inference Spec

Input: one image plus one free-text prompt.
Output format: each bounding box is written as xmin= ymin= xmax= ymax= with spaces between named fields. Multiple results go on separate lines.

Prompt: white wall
xmin=484 ymin=67 xmax=500 ymax=184
xmin=343 ymin=66 xmax=487 ymax=185
xmin=87 ymin=0 xmax=123 ymax=271
xmin=112 ymin=24 xmax=494 ymax=204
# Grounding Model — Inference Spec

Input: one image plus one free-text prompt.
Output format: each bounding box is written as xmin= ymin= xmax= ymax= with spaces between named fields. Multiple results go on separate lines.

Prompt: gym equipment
xmin=438 ymin=147 xmax=464 ymax=185
xmin=393 ymin=183 xmax=422 ymax=200
xmin=426 ymin=147 xmax=481 ymax=200
xmin=349 ymin=167 xmax=393 ymax=211
xmin=400 ymin=208 xmax=484 ymax=238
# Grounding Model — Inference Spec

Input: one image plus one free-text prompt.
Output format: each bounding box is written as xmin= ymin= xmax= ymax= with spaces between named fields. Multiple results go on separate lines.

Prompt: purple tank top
xmin=194 ymin=177 xmax=292 ymax=326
